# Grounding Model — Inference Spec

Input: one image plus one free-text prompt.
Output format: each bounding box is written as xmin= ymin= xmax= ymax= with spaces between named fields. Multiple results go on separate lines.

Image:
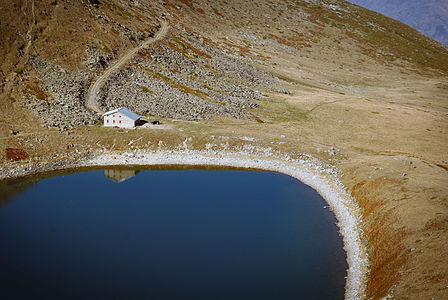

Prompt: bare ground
xmin=1 ymin=0 xmax=447 ymax=299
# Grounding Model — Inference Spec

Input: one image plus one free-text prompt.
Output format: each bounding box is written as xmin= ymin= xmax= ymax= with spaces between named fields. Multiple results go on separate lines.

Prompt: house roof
xmin=104 ymin=169 xmax=140 ymax=183
xmin=103 ymin=107 xmax=141 ymax=121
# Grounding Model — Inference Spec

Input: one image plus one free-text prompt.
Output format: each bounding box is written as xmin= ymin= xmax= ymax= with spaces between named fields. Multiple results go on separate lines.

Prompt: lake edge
xmin=0 ymin=150 xmax=368 ymax=300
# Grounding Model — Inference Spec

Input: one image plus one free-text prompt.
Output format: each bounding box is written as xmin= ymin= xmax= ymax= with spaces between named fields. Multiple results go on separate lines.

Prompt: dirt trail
xmin=86 ymin=20 xmax=168 ymax=115
xmin=23 ymin=0 xmax=35 ymax=63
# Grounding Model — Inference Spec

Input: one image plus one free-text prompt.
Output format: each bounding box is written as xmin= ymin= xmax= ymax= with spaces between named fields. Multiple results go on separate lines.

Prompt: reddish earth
xmin=6 ymin=148 xmax=29 ymax=161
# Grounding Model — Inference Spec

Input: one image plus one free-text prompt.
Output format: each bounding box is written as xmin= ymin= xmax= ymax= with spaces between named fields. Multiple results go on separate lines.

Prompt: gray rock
xmin=27 ymin=56 xmax=99 ymax=130
xmin=83 ymin=44 xmax=112 ymax=72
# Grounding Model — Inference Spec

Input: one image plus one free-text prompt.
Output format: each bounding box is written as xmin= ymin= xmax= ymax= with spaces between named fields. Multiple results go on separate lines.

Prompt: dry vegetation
xmin=351 ymin=177 xmax=408 ymax=298
xmin=1 ymin=0 xmax=448 ymax=299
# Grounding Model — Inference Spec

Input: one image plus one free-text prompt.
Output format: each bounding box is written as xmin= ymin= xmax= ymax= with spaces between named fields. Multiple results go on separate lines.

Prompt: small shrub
xmin=14 ymin=67 xmax=23 ymax=74
xmin=140 ymin=86 xmax=152 ymax=93
xmin=254 ymin=116 xmax=264 ymax=123
xmin=102 ymin=45 xmax=111 ymax=53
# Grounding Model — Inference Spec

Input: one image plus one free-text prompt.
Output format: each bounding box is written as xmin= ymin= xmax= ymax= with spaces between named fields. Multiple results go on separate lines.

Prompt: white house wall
xmin=104 ymin=112 xmax=136 ymax=128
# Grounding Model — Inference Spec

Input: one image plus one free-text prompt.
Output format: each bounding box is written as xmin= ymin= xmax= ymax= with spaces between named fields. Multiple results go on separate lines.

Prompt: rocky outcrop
xmin=97 ymin=28 xmax=284 ymax=120
xmin=27 ymin=56 xmax=99 ymax=130
xmin=30 ymin=56 xmax=89 ymax=108
xmin=25 ymin=96 xmax=98 ymax=131
xmin=25 ymin=27 xmax=287 ymax=124
xmin=83 ymin=44 xmax=112 ymax=72
xmin=99 ymin=66 xmax=251 ymax=120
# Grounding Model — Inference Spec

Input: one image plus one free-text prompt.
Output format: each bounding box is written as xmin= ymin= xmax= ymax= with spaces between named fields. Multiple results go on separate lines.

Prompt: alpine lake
xmin=0 ymin=166 xmax=347 ymax=300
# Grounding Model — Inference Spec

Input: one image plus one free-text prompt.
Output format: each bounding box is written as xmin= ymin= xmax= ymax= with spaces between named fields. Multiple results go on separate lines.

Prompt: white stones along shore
xmin=85 ymin=150 xmax=368 ymax=300
xmin=1 ymin=150 xmax=368 ymax=299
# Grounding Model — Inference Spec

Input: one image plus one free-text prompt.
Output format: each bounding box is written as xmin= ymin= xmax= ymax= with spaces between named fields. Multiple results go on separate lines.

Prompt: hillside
xmin=348 ymin=0 xmax=448 ymax=46
xmin=1 ymin=0 xmax=448 ymax=299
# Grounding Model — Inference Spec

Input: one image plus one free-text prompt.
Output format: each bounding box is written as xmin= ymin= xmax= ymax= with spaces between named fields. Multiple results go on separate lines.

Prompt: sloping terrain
xmin=348 ymin=0 xmax=448 ymax=46
xmin=1 ymin=0 xmax=448 ymax=299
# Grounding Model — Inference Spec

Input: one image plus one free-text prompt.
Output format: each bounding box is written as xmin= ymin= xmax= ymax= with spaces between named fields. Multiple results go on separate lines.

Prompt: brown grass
xmin=140 ymin=86 xmax=152 ymax=93
xmin=137 ymin=48 xmax=153 ymax=60
xmin=324 ymin=4 xmax=448 ymax=74
xmin=177 ymin=0 xmax=194 ymax=9
xmin=268 ymin=33 xmax=313 ymax=49
xmin=144 ymin=68 xmax=210 ymax=99
xmin=171 ymin=36 xmax=211 ymax=59
xmin=166 ymin=41 xmax=187 ymax=56
xmin=351 ymin=177 xmax=408 ymax=298
xmin=25 ymin=84 xmax=49 ymax=101
xmin=6 ymin=148 xmax=29 ymax=161
xmin=365 ymin=213 xmax=407 ymax=298
xmin=0 ymin=1 xmax=446 ymax=299
xmin=214 ymin=10 xmax=223 ymax=17
xmin=223 ymin=41 xmax=251 ymax=56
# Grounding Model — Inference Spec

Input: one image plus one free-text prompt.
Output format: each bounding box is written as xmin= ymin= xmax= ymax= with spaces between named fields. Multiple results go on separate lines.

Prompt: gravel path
xmin=86 ymin=20 xmax=169 ymax=114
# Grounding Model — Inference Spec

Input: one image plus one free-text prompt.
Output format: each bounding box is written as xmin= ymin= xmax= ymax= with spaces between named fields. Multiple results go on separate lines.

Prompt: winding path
xmin=86 ymin=20 xmax=168 ymax=115
xmin=24 ymin=0 xmax=35 ymax=63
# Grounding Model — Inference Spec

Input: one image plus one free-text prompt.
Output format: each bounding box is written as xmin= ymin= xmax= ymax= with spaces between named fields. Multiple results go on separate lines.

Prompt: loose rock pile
xmin=83 ymin=45 xmax=112 ymax=72
xmin=98 ymin=29 xmax=283 ymax=120
xmin=25 ymin=96 xmax=98 ymax=131
xmin=25 ymin=27 xmax=289 ymax=126
xmin=27 ymin=57 xmax=99 ymax=130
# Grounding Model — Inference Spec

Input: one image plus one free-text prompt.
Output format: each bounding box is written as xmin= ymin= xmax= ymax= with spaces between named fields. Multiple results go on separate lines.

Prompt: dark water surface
xmin=0 ymin=168 xmax=347 ymax=300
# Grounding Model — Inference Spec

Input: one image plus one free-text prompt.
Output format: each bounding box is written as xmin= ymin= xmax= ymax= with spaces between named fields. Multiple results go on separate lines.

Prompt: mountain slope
xmin=1 ymin=1 xmax=448 ymax=299
xmin=348 ymin=0 xmax=448 ymax=46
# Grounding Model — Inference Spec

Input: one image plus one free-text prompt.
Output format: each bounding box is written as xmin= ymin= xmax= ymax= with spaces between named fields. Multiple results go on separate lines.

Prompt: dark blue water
xmin=0 ymin=168 xmax=347 ymax=300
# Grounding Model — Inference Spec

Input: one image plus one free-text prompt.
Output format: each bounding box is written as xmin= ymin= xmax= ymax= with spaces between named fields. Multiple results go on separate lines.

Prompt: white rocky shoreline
xmin=0 ymin=149 xmax=369 ymax=300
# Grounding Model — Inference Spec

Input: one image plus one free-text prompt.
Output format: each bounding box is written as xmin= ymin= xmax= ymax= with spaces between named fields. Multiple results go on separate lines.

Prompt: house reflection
xmin=104 ymin=169 xmax=140 ymax=183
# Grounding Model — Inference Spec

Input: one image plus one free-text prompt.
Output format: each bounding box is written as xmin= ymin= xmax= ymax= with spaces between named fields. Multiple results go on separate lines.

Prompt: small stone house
xmin=104 ymin=169 xmax=140 ymax=183
xmin=103 ymin=107 xmax=141 ymax=129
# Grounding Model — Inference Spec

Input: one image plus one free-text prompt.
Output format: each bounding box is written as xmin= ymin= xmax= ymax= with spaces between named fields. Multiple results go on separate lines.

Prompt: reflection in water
xmin=0 ymin=169 xmax=347 ymax=300
xmin=0 ymin=177 xmax=40 ymax=208
xmin=104 ymin=168 xmax=140 ymax=183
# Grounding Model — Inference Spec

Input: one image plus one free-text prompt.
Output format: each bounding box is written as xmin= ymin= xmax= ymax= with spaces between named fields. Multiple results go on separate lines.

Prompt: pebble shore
xmin=0 ymin=149 xmax=368 ymax=299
